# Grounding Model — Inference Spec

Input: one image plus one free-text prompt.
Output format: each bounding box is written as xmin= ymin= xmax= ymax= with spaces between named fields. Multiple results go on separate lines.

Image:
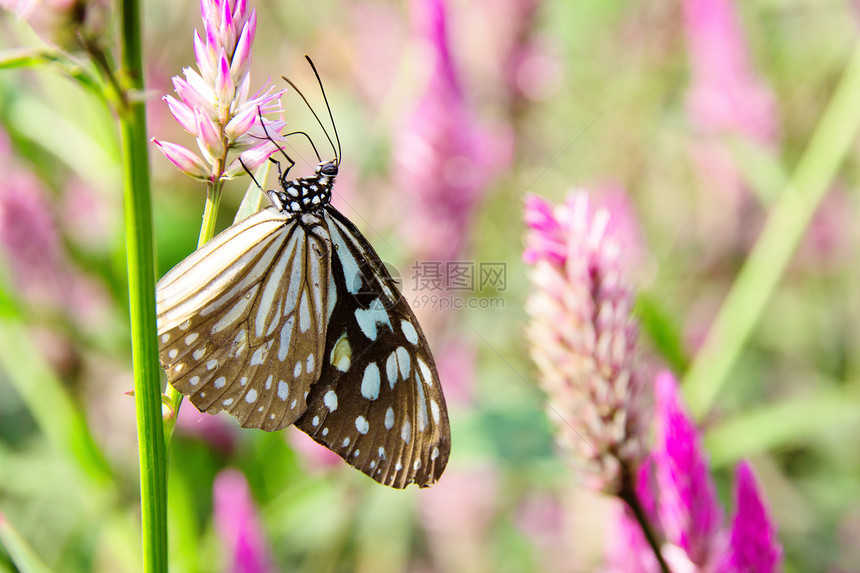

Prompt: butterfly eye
xmin=321 ymin=163 xmax=338 ymax=177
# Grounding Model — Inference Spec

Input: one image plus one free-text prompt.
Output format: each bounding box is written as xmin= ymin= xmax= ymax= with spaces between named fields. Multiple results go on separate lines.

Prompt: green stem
xmin=162 ymin=180 xmax=223 ymax=444
xmin=618 ymin=474 xmax=670 ymax=573
xmin=682 ymin=41 xmax=860 ymax=420
xmin=118 ymin=0 xmax=167 ymax=570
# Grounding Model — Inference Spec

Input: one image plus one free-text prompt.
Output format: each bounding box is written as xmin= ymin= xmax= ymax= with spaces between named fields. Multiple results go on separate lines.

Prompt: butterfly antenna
xmin=256 ymin=107 xmax=295 ymax=171
xmin=304 ymin=55 xmax=342 ymax=166
xmin=283 ymin=130 xmax=322 ymax=162
xmin=282 ymin=56 xmax=341 ymax=165
xmin=238 ymin=157 xmax=263 ymax=190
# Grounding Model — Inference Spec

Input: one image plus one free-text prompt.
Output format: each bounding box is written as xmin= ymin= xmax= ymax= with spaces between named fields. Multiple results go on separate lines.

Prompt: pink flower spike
xmin=152 ymin=139 xmax=209 ymax=178
xmin=524 ymin=190 xmax=650 ymax=493
xmin=225 ymin=141 xmax=279 ymax=175
xmin=653 ymin=371 xmax=724 ymax=569
xmin=213 ymin=469 xmax=273 ymax=573
xmin=225 ymin=104 xmax=259 ymax=140
xmin=723 ymin=461 xmax=783 ymax=573
xmin=195 ymin=109 xmax=223 ymax=156
xmin=180 ymin=68 xmax=216 ymax=109
xmin=230 ymin=18 xmax=254 ymax=79
xmin=193 ymin=30 xmax=213 ymax=79
xmin=523 ymin=194 xmax=566 ymax=265
xmin=233 ymin=0 xmax=247 ymax=21
xmin=219 ymin=0 xmax=235 ymax=51
xmin=164 ymin=95 xmax=198 ymax=134
xmin=215 ymin=50 xmax=235 ymax=112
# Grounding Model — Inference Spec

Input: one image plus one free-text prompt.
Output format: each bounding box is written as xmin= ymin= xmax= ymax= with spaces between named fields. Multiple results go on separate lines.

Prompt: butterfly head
xmin=267 ymin=161 xmax=336 ymax=215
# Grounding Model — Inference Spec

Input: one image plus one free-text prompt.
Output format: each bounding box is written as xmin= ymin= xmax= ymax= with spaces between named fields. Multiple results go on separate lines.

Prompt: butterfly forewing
xmin=295 ymin=207 xmax=451 ymax=488
xmin=157 ymin=208 xmax=333 ymax=431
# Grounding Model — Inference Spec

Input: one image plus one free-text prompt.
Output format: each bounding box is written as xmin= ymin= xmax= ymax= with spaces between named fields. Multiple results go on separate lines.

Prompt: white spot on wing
xmin=299 ymin=292 xmax=311 ymax=333
xmin=306 ymin=353 xmax=315 ymax=374
xmin=250 ymin=345 xmax=266 ymax=365
xmin=361 ymin=363 xmax=381 ymax=400
xmin=385 ymin=407 xmax=394 ymax=430
xmin=265 ymin=375 xmax=273 ymax=390
xmin=189 ymin=376 xmax=199 ymax=386
xmin=386 ymin=351 xmax=398 ymax=388
xmin=168 ymin=349 xmax=178 ymax=359
xmin=401 ymin=320 xmax=419 ymax=345
xmin=278 ymin=381 xmax=288 ymax=400
xmin=214 ymin=377 xmax=226 ymax=389
xmin=401 ymin=419 xmax=411 ymax=443
xmin=294 ymin=362 xmax=301 ymax=378
xmin=324 ymin=390 xmax=337 ymax=412
xmin=184 ymin=333 xmax=198 ymax=345
xmin=417 ymin=357 xmax=434 ymax=386
xmin=312 ymin=416 xmax=319 ymax=426
xmin=278 ymin=316 xmax=295 ymax=361
xmin=223 ymin=398 xmax=234 ymax=406
xmin=355 ymin=415 xmax=369 ymax=434
xmin=396 ymin=347 xmax=410 ymax=380
xmin=193 ymin=348 xmax=205 ymax=360
xmin=206 ymin=359 xmax=218 ymax=370
xmin=430 ymin=400 xmax=441 ymax=424
xmin=245 ymin=389 xmax=258 ymax=403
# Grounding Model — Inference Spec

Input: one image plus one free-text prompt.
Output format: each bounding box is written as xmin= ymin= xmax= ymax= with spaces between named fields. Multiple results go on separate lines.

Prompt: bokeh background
xmin=1 ymin=0 xmax=860 ymax=571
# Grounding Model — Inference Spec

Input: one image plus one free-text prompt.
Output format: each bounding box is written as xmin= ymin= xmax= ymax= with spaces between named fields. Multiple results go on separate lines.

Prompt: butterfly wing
xmin=157 ymin=208 xmax=334 ymax=431
xmin=295 ymin=206 xmax=451 ymax=488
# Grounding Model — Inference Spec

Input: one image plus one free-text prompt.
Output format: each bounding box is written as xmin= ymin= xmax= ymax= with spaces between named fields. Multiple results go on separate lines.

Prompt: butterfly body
xmin=156 ymin=155 xmax=451 ymax=488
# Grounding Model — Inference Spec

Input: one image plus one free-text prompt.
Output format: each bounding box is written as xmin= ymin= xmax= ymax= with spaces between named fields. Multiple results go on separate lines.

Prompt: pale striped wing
xmin=157 ymin=208 xmax=334 ymax=431
xmin=296 ymin=206 xmax=451 ymax=488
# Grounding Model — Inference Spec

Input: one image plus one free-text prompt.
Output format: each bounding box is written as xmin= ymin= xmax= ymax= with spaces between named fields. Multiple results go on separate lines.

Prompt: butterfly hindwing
xmin=157 ymin=209 xmax=333 ymax=431
xmin=295 ymin=207 xmax=451 ymax=488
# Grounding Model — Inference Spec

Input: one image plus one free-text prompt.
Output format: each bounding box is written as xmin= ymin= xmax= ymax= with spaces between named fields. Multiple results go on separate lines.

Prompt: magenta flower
xmin=213 ymin=469 xmax=273 ymax=573
xmin=653 ymin=371 xmax=725 ymax=569
xmin=721 ymin=461 xmax=783 ymax=573
xmin=152 ymin=0 xmax=287 ymax=182
xmin=396 ymin=0 xmax=503 ymax=263
xmin=683 ymin=0 xmax=779 ymax=143
xmin=524 ymin=191 xmax=650 ymax=493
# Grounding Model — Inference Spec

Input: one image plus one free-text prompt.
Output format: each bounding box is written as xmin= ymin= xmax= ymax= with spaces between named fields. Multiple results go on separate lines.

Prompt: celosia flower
xmin=683 ymin=0 xmax=778 ymax=143
xmin=396 ymin=0 xmax=502 ymax=263
xmin=721 ymin=461 xmax=783 ymax=573
xmin=524 ymin=191 xmax=650 ymax=493
xmin=653 ymin=371 xmax=724 ymax=569
xmin=153 ymin=0 xmax=287 ymax=183
xmin=213 ymin=469 xmax=273 ymax=573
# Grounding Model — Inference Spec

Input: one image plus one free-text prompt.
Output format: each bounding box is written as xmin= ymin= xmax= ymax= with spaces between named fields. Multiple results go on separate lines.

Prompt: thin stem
xmin=162 ymin=180 xmax=223 ymax=444
xmin=618 ymin=473 xmax=671 ymax=573
xmin=118 ymin=0 xmax=167 ymax=570
xmin=682 ymin=41 xmax=860 ymax=420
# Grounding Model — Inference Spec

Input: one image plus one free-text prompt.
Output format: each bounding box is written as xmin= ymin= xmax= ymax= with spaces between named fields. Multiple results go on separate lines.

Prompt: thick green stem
xmin=682 ymin=41 xmax=860 ymax=420
xmin=162 ymin=181 xmax=223 ymax=443
xmin=118 ymin=0 xmax=167 ymax=569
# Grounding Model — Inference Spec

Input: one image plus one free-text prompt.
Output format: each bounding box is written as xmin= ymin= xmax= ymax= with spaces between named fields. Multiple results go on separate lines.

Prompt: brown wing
xmin=156 ymin=209 xmax=334 ymax=431
xmin=295 ymin=207 xmax=451 ymax=488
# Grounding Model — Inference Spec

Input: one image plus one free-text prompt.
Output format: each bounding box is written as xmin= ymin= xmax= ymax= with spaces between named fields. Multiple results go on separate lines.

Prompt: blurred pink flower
xmin=0 ymin=169 xmax=63 ymax=305
xmin=213 ymin=468 xmax=273 ymax=573
xmin=653 ymin=371 xmax=725 ymax=569
xmin=524 ymin=191 xmax=650 ymax=493
xmin=720 ymin=461 xmax=783 ymax=573
xmin=396 ymin=0 xmax=507 ymax=263
xmin=288 ymin=429 xmax=341 ymax=471
xmin=435 ymin=337 xmax=476 ymax=405
xmin=683 ymin=0 xmax=779 ymax=143
xmin=152 ymin=0 xmax=287 ymax=183
xmin=420 ymin=466 xmax=499 ymax=573
xmin=175 ymin=404 xmax=236 ymax=452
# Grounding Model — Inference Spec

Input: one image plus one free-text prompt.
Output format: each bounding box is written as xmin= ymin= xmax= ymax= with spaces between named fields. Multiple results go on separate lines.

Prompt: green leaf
xmin=0 ymin=513 xmax=54 ymax=573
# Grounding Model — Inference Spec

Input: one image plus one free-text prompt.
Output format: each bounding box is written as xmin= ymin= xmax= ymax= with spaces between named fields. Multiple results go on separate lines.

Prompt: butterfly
xmin=155 ymin=57 xmax=450 ymax=489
